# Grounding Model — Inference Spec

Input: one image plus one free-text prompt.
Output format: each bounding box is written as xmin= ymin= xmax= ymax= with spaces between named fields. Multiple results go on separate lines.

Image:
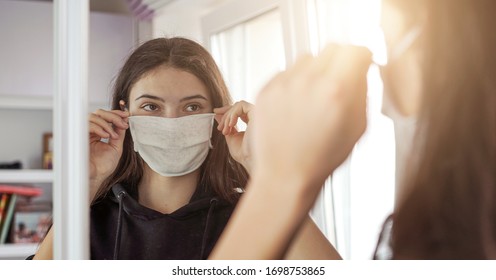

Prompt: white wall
xmin=0 ymin=0 xmax=134 ymax=169
xmin=0 ymin=109 xmax=52 ymax=169
xmin=152 ymin=0 xmax=230 ymax=44
xmin=89 ymin=12 xmax=135 ymax=106
xmin=0 ymin=1 xmax=53 ymax=98
xmin=0 ymin=0 xmax=134 ymax=107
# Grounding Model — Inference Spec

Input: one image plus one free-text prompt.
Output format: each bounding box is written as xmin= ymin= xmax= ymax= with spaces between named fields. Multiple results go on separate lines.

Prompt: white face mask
xmin=382 ymin=90 xmax=417 ymax=195
xmin=129 ymin=113 xmax=215 ymax=177
xmin=378 ymin=26 xmax=422 ymax=198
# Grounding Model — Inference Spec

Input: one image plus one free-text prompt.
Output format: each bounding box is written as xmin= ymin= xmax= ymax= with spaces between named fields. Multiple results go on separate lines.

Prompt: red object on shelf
xmin=0 ymin=185 xmax=42 ymax=197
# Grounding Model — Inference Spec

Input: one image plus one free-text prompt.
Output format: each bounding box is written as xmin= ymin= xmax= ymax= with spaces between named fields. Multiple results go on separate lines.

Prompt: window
xmin=203 ymin=0 xmax=337 ymax=245
xmin=204 ymin=0 xmax=395 ymax=259
xmin=307 ymin=0 xmax=396 ymax=259
xmin=210 ymin=9 xmax=285 ymax=103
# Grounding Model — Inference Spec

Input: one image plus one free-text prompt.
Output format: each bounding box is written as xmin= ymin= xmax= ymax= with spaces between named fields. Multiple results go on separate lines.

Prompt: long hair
xmin=388 ymin=0 xmax=496 ymax=259
xmin=93 ymin=37 xmax=249 ymax=204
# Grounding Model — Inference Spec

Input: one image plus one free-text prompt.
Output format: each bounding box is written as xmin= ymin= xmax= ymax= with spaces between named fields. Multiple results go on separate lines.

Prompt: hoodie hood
xmin=110 ymin=184 xmax=220 ymax=221
xmin=90 ymin=184 xmax=235 ymax=260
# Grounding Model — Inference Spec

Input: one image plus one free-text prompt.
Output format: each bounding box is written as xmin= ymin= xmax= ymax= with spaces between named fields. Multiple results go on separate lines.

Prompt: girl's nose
xmin=162 ymin=108 xmax=180 ymax=118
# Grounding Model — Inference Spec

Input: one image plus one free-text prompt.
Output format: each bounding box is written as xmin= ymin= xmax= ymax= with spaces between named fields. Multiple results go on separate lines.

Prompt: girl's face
xmin=128 ymin=65 xmax=213 ymax=117
xmin=380 ymin=1 xmax=423 ymax=117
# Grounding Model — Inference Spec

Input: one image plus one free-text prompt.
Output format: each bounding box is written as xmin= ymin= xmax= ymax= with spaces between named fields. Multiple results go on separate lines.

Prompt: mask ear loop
xmin=208 ymin=116 xmax=214 ymax=149
xmin=121 ymin=100 xmax=140 ymax=153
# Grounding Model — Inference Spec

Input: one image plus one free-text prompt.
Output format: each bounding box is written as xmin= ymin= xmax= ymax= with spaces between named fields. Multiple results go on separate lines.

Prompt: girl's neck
xmin=138 ymin=165 xmax=200 ymax=214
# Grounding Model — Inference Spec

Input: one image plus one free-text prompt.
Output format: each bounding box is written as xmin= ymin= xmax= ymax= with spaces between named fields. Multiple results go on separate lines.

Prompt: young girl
xmin=211 ymin=0 xmax=496 ymax=259
xmin=32 ymin=37 xmax=339 ymax=260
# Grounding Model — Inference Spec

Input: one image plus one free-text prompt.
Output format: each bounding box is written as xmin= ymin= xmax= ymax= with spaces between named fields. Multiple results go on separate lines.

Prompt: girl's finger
xmin=108 ymin=126 xmax=127 ymax=147
xmin=229 ymin=110 xmax=238 ymax=128
xmin=216 ymin=114 xmax=226 ymax=131
xmin=213 ymin=105 xmax=232 ymax=114
xmin=215 ymin=101 xmax=255 ymax=135
xmin=228 ymin=125 xmax=239 ymax=136
xmin=89 ymin=114 xmax=119 ymax=139
xmin=214 ymin=114 xmax=223 ymax=128
xmin=112 ymin=109 xmax=130 ymax=118
xmin=89 ymin=122 xmax=111 ymax=139
xmin=94 ymin=109 xmax=129 ymax=129
xmin=223 ymin=112 xmax=236 ymax=135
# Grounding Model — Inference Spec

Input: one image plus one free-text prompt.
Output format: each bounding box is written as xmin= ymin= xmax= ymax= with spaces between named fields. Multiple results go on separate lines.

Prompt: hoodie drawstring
xmin=200 ymin=198 xmax=218 ymax=259
xmin=113 ymin=189 xmax=127 ymax=260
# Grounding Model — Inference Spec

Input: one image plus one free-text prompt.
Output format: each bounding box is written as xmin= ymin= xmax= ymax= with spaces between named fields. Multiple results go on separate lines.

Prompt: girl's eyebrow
xmin=134 ymin=94 xmax=165 ymax=102
xmin=135 ymin=94 xmax=208 ymax=103
xmin=180 ymin=94 xmax=208 ymax=102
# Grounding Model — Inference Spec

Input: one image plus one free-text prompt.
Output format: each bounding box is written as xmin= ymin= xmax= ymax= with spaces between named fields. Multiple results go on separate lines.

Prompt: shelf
xmin=0 ymin=95 xmax=52 ymax=110
xmin=0 ymin=243 xmax=38 ymax=259
xmin=0 ymin=169 xmax=53 ymax=183
xmin=0 ymin=95 xmax=109 ymax=111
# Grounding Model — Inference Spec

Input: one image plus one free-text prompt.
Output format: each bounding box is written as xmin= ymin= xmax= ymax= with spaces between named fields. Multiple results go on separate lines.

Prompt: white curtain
xmin=206 ymin=0 xmax=394 ymax=259
xmin=308 ymin=0 xmax=396 ymax=259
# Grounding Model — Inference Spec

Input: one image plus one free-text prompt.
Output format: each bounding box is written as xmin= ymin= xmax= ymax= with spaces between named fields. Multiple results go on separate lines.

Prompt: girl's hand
xmin=88 ymin=109 xmax=129 ymax=192
xmin=214 ymin=101 xmax=254 ymax=172
xmin=252 ymin=44 xmax=372 ymax=196
xmin=210 ymin=45 xmax=372 ymax=260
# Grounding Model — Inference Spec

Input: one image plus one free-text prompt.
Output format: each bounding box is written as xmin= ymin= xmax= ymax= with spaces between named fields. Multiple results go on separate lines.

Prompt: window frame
xmin=201 ymin=0 xmax=337 ymax=246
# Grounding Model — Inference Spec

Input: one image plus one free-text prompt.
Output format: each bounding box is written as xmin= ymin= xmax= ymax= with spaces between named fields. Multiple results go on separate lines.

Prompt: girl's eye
xmin=185 ymin=104 xmax=201 ymax=112
xmin=142 ymin=104 xmax=159 ymax=112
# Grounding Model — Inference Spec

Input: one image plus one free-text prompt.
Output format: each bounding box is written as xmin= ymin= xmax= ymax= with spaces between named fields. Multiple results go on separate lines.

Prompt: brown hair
xmin=386 ymin=0 xmax=496 ymax=259
xmin=93 ymin=37 xmax=248 ymax=204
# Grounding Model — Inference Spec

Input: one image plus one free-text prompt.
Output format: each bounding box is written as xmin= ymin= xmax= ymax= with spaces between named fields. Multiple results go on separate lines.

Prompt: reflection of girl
xmin=32 ymin=37 xmax=338 ymax=259
xmin=211 ymin=0 xmax=496 ymax=259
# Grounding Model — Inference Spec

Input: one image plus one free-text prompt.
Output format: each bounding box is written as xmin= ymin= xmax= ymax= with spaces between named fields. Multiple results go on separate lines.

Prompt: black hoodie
xmin=90 ymin=184 xmax=235 ymax=260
